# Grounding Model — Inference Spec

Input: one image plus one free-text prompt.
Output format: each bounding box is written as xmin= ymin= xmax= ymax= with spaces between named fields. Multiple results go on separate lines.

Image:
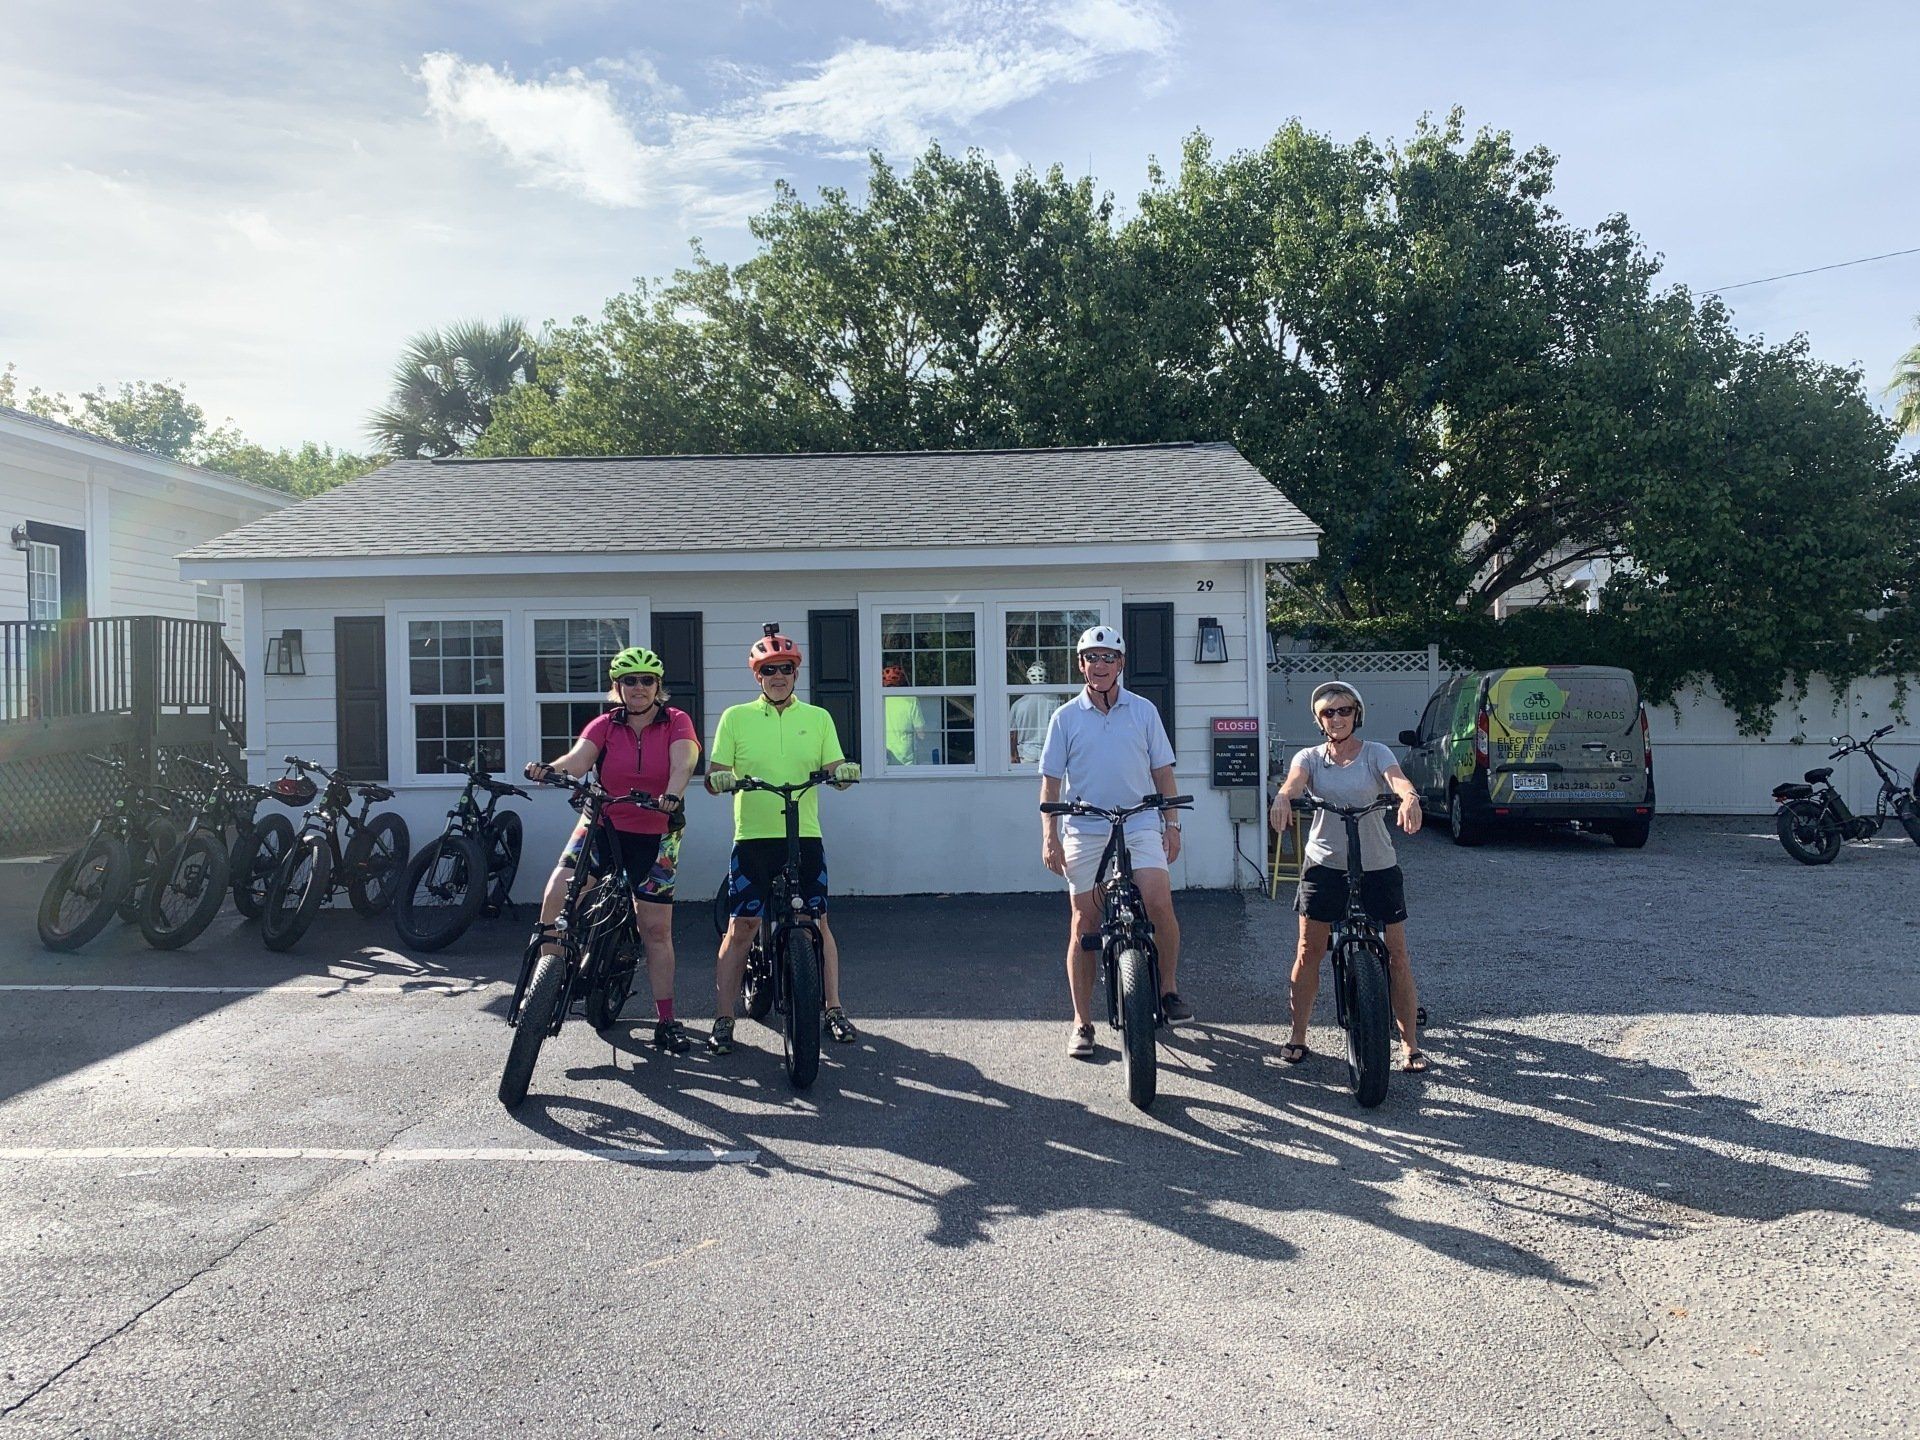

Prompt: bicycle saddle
xmin=1804 ymin=767 xmax=1833 ymax=784
xmin=363 ymin=784 xmax=396 ymax=802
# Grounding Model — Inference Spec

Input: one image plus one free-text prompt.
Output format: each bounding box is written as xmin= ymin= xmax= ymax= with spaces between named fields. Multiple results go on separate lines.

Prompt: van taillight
xmin=1474 ymin=708 xmax=1489 ymax=770
xmin=1640 ymin=706 xmax=1653 ymax=787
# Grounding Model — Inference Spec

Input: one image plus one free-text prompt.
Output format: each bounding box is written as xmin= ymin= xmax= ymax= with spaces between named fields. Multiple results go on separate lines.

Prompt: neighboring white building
xmin=180 ymin=442 xmax=1320 ymax=897
xmin=1 ymin=404 xmax=286 ymax=644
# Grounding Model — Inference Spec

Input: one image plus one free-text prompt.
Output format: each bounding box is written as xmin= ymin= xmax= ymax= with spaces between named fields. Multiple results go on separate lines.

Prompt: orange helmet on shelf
xmin=882 ymin=663 xmax=907 ymax=687
xmin=748 ymin=623 xmax=802 ymax=673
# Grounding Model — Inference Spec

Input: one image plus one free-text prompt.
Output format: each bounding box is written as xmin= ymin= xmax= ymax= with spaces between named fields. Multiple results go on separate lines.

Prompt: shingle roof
xmin=0 ymin=404 xmax=287 ymax=500
xmin=180 ymin=442 xmax=1317 ymax=563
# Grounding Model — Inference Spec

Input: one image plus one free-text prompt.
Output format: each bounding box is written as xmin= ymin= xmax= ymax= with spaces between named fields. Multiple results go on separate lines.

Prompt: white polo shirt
xmin=1038 ymin=684 xmax=1177 ymax=838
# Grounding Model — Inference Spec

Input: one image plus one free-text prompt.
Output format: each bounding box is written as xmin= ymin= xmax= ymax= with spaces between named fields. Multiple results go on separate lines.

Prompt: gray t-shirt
xmin=1290 ymin=740 xmax=1399 ymax=871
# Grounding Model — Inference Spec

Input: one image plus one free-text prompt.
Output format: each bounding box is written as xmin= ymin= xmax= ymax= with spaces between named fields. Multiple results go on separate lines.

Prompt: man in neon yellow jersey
xmin=705 ymin=624 xmax=861 ymax=1055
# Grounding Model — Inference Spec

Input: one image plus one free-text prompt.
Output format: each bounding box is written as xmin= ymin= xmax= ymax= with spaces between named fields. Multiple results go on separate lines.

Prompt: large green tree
xmin=368 ymin=318 xmax=538 ymax=457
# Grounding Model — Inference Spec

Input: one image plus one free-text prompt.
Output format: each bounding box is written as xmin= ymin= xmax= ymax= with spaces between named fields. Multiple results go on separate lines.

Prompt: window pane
xmin=534 ymin=616 xmax=629 ymax=697
xmin=1006 ymin=607 xmax=1103 ymax=686
xmin=882 ymin=693 xmax=975 ymax=767
xmin=540 ymin=700 xmax=604 ymax=758
xmin=416 ymin=703 xmax=505 ymax=776
xmin=1007 ymin=689 xmax=1073 ymax=764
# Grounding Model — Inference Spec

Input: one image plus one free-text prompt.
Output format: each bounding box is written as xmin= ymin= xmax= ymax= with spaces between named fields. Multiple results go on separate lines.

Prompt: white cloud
xmin=419 ymin=51 xmax=653 ymax=206
xmin=420 ymin=0 xmax=1178 ymax=208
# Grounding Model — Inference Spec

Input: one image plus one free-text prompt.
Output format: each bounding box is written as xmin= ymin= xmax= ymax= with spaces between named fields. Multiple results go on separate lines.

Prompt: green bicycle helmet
xmin=608 ymin=645 xmax=665 ymax=680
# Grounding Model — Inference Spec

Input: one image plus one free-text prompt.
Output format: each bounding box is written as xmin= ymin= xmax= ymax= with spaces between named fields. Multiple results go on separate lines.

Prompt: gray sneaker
xmin=1160 ymin=992 xmax=1194 ymax=1025
xmin=1066 ymin=1023 xmax=1096 ymax=1059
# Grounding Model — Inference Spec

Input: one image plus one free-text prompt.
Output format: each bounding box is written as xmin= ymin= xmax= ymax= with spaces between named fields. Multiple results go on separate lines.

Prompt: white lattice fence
xmin=1267 ymin=646 xmax=1449 ymax=772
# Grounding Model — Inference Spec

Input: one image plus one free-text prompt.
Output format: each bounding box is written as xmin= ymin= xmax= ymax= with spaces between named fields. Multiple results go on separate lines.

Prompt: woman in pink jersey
xmin=524 ymin=645 xmax=700 ymax=1053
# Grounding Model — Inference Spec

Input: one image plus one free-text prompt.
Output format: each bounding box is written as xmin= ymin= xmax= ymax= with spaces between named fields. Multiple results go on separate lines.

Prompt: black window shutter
xmin=651 ymin=612 xmax=705 ymax=767
xmin=335 ymin=616 xmax=388 ymax=780
xmin=1122 ymin=603 xmax=1176 ymax=751
xmin=808 ymin=610 xmax=860 ymax=761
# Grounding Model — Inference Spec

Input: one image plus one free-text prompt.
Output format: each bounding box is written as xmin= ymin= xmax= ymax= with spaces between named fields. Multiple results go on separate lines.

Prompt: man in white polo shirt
xmin=1038 ymin=624 xmax=1190 ymax=1059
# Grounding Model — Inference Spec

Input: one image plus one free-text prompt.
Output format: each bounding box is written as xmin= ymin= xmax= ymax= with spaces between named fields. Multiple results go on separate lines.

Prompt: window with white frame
xmin=1004 ymin=606 xmax=1101 ymax=766
xmin=878 ymin=610 xmax=977 ymax=768
xmin=196 ymin=584 xmax=224 ymax=627
xmin=408 ymin=618 xmax=505 ymax=775
xmin=26 ymin=542 xmax=60 ymax=622
xmin=533 ymin=617 xmax=630 ymax=757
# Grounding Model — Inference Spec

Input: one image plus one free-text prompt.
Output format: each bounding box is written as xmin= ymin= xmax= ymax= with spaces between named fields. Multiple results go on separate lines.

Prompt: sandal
xmin=823 ymin=1006 xmax=857 ymax=1044
xmin=1402 ymin=1049 xmax=1432 ymax=1073
xmin=1281 ymin=1043 xmax=1311 ymax=1065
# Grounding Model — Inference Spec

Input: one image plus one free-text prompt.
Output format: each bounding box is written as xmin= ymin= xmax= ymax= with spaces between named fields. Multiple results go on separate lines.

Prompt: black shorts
xmin=561 ymin=822 xmax=679 ymax=903
xmin=727 ymin=838 xmax=828 ymax=919
xmin=1295 ymin=863 xmax=1407 ymax=926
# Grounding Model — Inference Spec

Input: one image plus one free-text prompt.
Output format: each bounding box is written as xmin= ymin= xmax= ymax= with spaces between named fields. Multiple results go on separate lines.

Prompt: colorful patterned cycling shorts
xmin=561 ymin=819 xmax=680 ymax=904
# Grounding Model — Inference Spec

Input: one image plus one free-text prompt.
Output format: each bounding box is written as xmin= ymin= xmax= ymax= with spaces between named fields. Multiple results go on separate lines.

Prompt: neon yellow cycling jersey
xmin=711 ymin=697 xmax=847 ymax=841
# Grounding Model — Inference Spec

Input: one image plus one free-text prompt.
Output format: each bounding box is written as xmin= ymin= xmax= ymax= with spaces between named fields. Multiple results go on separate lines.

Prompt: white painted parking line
xmin=0 ymin=1145 xmax=758 ymax=1165
xmin=0 ymin=982 xmax=501 ymax=995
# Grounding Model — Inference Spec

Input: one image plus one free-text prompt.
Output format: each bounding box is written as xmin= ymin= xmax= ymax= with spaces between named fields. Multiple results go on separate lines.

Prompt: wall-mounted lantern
xmin=1195 ymin=616 xmax=1229 ymax=664
xmin=8 ymin=523 xmax=27 ymax=552
xmin=265 ymin=630 xmax=305 ymax=676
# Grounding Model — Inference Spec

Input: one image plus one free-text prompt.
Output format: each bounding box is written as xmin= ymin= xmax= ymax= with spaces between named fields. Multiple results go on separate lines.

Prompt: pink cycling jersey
xmin=581 ymin=706 xmax=697 ymax=834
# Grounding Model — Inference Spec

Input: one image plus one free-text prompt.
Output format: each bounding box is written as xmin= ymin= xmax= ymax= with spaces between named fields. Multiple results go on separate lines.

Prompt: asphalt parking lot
xmin=1 ymin=816 xmax=1915 ymax=1438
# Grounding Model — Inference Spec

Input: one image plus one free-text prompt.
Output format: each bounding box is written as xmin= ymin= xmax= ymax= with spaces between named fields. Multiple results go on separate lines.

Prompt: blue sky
xmin=3 ymin=0 xmax=1916 ymax=452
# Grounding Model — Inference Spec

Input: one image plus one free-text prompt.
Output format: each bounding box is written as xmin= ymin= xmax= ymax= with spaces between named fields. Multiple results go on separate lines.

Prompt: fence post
xmin=129 ymin=615 xmax=158 ymax=786
xmin=1427 ymin=643 xmax=1440 ymax=690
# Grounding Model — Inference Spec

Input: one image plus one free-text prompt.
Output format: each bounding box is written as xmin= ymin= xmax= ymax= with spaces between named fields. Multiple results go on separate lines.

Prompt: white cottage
xmin=1 ymin=404 xmax=285 ymax=641
xmin=179 ymin=443 xmax=1318 ymax=897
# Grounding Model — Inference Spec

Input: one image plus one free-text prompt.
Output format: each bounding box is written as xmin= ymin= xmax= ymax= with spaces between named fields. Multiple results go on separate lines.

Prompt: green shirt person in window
xmin=882 ymin=663 xmax=929 ymax=765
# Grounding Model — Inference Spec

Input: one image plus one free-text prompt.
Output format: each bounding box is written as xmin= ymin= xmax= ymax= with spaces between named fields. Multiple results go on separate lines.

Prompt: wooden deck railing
xmin=0 ymin=617 xmax=244 ymax=751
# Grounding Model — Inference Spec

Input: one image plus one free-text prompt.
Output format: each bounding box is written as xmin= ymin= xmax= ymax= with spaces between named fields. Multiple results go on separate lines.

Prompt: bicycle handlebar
xmin=531 ymin=770 xmax=667 ymax=811
xmin=1040 ymin=793 xmax=1193 ymax=823
xmin=282 ymin=755 xmax=393 ymax=801
xmin=1290 ymin=793 xmax=1400 ymax=819
xmin=729 ymin=768 xmax=860 ymax=798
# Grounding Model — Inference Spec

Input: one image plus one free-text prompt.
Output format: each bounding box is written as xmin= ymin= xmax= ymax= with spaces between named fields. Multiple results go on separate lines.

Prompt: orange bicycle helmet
xmin=881 ymin=663 xmax=907 ymax=686
xmin=748 ymin=622 xmax=802 ymax=673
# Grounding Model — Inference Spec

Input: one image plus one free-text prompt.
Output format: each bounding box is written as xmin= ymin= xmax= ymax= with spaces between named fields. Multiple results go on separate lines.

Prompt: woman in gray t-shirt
xmin=1269 ymin=682 xmax=1430 ymax=1072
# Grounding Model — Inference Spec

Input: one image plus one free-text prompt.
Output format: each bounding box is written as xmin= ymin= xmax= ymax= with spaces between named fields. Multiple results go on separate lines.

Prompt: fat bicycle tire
xmin=345 ymin=814 xmax=409 ymax=916
xmin=782 ymin=926 xmax=823 ymax=1090
xmin=1116 ymin=946 xmax=1158 ymax=1110
xmin=500 ymin=951 xmax=564 ymax=1108
xmin=262 ymin=838 xmax=331 ymax=952
xmin=1775 ymin=799 xmax=1841 ymax=865
xmin=584 ymin=932 xmax=639 ymax=1032
xmin=483 ymin=810 xmax=523 ymax=915
xmin=1342 ymin=938 xmax=1393 ymax=1109
xmin=393 ymin=835 xmax=486 ymax=951
xmin=119 ymin=818 xmax=181 ymax=923
xmin=37 ymin=836 xmax=132 ymax=952
xmin=230 ymin=814 xmax=294 ymax=920
xmin=138 ymin=831 xmax=230 ymax=950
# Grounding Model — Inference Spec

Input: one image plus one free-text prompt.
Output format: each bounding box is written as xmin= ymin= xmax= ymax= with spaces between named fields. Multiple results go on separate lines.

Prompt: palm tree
xmin=1889 ymin=315 xmax=1920 ymax=438
xmin=366 ymin=318 xmax=537 ymax=457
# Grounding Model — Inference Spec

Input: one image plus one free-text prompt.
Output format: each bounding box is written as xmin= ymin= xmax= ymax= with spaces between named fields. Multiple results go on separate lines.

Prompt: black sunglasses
xmin=616 ymin=674 xmax=659 ymax=687
xmin=1317 ymin=704 xmax=1357 ymax=719
xmin=758 ymin=662 xmax=797 ymax=677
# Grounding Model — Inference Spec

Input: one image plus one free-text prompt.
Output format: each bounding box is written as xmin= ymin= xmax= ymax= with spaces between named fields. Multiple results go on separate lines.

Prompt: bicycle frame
xmin=1091 ymin=822 xmax=1160 ymax=1028
xmin=729 ymin=771 xmax=844 ymax=1021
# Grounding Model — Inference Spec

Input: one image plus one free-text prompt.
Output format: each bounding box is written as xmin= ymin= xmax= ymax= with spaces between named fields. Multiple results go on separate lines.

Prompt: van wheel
xmin=1448 ymin=788 xmax=1486 ymax=847
xmin=1608 ymin=816 xmax=1652 ymax=849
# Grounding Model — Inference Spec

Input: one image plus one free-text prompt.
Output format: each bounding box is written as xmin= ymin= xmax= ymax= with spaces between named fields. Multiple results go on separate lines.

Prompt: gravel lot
xmin=0 ymin=815 xmax=1914 ymax=1438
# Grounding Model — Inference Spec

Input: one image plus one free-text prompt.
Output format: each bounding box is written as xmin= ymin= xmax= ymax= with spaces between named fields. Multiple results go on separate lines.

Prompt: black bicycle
xmin=36 ymin=753 xmax=182 ymax=952
xmin=225 ymin=771 xmax=298 ymax=922
xmin=136 ymin=755 xmax=247 ymax=950
xmin=260 ymin=756 xmax=410 ymax=952
xmin=393 ymin=755 xmax=529 ymax=951
xmin=1291 ymin=794 xmax=1404 ymax=1109
xmin=498 ymin=772 xmax=665 ymax=1108
xmin=724 ymin=769 xmax=859 ymax=1090
xmin=1038 ymin=791 xmax=1193 ymax=1110
xmin=1773 ymin=724 xmax=1920 ymax=865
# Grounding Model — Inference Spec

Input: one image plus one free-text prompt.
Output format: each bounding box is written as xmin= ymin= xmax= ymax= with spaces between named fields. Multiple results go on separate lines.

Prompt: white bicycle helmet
xmin=1025 ymin=662 xmax=1049 ymax=684
xmin=1074 ymin=624 xmax=1125 ymax=656
xmin=1309 ymin=680 xmax=1365 ymax=729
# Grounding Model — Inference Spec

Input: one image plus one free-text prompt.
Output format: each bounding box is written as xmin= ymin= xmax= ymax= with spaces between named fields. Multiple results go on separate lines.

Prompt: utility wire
xmin=1704 ymin=245 xmax=1920 ymax=294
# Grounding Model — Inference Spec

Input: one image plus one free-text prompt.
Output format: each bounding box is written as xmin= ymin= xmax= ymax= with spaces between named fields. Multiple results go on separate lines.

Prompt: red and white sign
xmin=1211 ymin=716 xmax=1259 ymax=735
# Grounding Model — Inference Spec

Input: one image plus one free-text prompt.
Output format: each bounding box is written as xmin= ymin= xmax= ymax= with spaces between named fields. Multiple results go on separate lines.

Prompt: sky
xmin=3 ymin=0 xmax=1916 ymax=453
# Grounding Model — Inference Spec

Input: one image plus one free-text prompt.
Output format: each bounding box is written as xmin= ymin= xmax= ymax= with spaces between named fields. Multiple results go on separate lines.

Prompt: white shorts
xmin=1061 ymin=824 xmax=1167 ymax=896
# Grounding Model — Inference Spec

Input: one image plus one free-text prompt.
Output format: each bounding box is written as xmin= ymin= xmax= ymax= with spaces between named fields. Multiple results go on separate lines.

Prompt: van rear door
xmin=1485 ymin=666 xmax=1645 ymax=809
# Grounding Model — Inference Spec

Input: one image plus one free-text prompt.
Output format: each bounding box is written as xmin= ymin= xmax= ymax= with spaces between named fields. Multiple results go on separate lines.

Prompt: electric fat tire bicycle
xmin=37 ymin=753 xmax=182 ymax=952
xmin=725 ymin=770 xmax=860 ymax=1091
xmin=1292 ymin=794 xmax=1406 ymax=1110
xmin=260 ymin=756 xmax=410 ymax=952
xmin=393 ymin=755 xmax=530 ymax=951
xmin=1772 ymin=724 xmax=1920 ymax=865
xmin=498 ymin=773 xmax=666 ymax=1108
xmin=136 ymin=755 xmax=247 ymax=950
xmin=224 ymin=771 xmax=298 ymax=922
xmin=1039 ymin=791 xmax=1193 ymax=1111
